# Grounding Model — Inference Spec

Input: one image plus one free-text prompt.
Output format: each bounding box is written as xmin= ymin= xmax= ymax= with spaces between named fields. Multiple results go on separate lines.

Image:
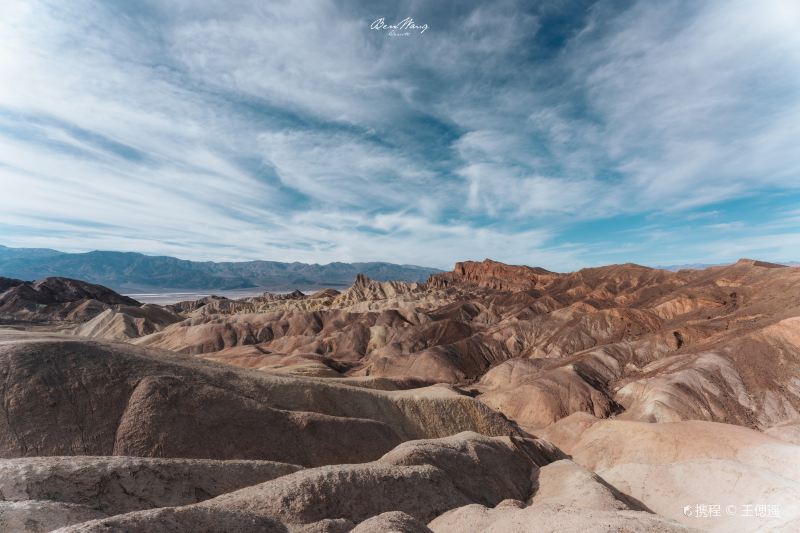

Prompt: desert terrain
xmin=1 ymin=259 xmax=799 ymax=532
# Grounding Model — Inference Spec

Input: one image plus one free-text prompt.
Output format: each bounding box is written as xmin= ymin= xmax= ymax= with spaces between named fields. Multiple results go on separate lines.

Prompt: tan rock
xmin=0 ymin=500 xmax=106 ymax=533
xmin=0 ymin=456 xmax=301 ymax=514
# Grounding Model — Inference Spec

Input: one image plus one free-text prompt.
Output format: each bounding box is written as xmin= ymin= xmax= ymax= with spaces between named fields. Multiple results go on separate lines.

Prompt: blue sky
xmin=1 ymin=0 xmax=799 ymax=270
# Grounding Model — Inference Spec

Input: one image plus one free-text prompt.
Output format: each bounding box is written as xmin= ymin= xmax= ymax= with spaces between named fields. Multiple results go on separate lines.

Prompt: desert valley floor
xmin=0 ymin=259 xmax=799 ymax=532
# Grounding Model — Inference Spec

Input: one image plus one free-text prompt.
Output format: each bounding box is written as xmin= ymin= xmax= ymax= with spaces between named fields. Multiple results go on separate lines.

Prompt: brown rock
xmin=0 ymin=456 xmax=300 ymax=514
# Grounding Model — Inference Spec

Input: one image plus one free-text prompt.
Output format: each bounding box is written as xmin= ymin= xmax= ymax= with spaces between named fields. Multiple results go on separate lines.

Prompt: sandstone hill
xmin=95 ymin=258 xmax=800 ymax=432
xmin=1 ymin=258 xmax=798 ymax=531
xmin=0 ymin=277 xmax=140 ymax=323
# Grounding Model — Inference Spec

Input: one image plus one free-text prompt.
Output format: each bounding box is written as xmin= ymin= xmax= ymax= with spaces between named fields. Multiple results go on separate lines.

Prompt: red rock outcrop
xmin=428 ymin=259 xmax=560 ymax=291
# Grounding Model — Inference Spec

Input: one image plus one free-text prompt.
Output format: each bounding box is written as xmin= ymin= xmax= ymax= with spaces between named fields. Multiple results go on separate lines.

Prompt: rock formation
xmin=428 ymin=259 xmax=559 ymax=291
xmin=0 ymin=277 xmax=139 ymax=322
xmin=1 ymin=258 xmax=799 ymax=531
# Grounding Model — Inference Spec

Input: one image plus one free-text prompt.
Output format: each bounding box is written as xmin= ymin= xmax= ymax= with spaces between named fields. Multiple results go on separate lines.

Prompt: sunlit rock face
xmin=2 ymin=259 xmax=799 ymax=531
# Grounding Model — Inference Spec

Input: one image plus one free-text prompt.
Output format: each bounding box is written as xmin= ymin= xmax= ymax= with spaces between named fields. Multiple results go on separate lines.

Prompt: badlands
xmin=0 ymin=259 xmax=799 ymax=532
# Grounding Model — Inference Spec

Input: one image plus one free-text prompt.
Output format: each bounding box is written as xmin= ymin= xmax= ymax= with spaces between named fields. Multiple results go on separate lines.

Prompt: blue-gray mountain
xmin=0 ymin=245 xmax=441 ymax=291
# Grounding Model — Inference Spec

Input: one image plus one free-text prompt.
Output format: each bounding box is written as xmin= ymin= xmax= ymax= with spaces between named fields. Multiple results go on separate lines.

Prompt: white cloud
xmin=258 ymin=130 xmax=438 ymax=208
xmin=443 ymin=0 xmax=800 ymax=227
xmin=568 ymin=0 xmax=800 ymax=205
xmin=1 ymin=0 xmax=798 ymax=270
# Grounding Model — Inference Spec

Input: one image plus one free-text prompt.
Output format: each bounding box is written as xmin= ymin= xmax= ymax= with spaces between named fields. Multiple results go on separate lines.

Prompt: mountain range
xmin=0 ymin=245 xmax=441 ymax=292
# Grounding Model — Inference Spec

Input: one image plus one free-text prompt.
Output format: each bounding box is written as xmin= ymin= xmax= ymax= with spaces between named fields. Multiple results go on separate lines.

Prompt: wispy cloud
xmin=1 ymin=0 xmax=798 ymax=269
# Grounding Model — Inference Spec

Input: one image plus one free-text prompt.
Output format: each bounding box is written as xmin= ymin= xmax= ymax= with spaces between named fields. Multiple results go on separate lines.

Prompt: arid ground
xmin=1 ymin=259 xmax=799 ymax=532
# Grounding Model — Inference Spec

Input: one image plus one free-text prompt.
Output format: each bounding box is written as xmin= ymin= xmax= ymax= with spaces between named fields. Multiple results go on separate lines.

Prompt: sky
xmin=1 ymin=0 xmax=799 ymax=270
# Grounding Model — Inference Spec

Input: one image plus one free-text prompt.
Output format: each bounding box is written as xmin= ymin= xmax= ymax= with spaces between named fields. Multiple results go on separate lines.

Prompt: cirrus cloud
xmin=1 ymin=0 xmax=799 ymax=270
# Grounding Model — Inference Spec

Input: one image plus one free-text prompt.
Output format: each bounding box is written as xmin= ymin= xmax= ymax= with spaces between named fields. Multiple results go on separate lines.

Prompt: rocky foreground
xmin=1 ymin=259 xmax=799 ymax=531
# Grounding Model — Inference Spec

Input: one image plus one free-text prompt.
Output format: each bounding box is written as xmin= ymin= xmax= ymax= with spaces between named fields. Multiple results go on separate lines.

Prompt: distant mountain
xmin=655 ymin=262 xmax=726 ymax=271
xmin=0 ymin=246 xmax=63 ymax=260
xmin=0 ymin=245 xmax=441 ymax=291
xmin=657 ymin=260 xmax=800 ymax=271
